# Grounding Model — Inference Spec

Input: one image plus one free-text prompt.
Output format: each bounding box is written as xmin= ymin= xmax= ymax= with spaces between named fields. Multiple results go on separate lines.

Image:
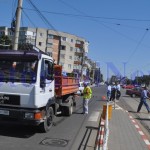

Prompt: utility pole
xmin=80 ymin=49 xmax=85 ymax=81
xmin=13 ymin=0 xmax=23 ymax=50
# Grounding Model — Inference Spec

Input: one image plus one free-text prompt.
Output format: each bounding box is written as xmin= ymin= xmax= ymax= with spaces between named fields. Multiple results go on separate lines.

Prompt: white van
xmin=78 ymin=82 xmax=84 ymax=95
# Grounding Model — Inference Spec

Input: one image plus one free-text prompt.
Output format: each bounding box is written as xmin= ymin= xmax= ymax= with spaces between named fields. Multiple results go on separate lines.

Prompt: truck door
xmin=39 ymin=58 xmax=54 ymax=105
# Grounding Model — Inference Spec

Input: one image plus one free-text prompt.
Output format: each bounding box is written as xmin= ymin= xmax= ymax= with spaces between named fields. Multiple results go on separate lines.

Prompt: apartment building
xmin=0 ymin=26 xmax=89 ymax=75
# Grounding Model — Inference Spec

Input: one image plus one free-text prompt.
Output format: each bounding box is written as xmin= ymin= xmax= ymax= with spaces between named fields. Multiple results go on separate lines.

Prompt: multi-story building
xmin=0 ymin=26 xmax=89 ymax=76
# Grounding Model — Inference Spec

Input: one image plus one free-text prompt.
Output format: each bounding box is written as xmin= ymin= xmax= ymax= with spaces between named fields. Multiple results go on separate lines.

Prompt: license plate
xmin=0 ymin=110 xmax=9 ymax=115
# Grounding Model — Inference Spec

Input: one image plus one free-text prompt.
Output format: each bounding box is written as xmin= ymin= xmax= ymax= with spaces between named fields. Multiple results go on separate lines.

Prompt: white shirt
xmin=116 ymin=84 xmax=120 ymax=91
xmin=107 ymin=85 xmax=111 ymax=92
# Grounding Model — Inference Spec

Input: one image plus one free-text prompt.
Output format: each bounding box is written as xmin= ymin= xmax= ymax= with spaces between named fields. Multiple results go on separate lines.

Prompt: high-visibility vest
xmin=83 ymin=86 xmax=92 ymax=99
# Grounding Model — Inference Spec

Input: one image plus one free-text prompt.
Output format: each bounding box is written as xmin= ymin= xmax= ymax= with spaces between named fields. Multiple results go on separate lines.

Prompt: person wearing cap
xmin=82 ymin=82 xmax=92 ymax=114
xmin=137 ymin=86 xmax=150 ymax=114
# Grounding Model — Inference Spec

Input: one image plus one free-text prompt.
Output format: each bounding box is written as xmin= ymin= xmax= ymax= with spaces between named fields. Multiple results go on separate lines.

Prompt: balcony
xmin=75 ymin=43 xmax=84 ymax=48
xmin=74 ymin=61 xmax=82 ymax=65
xmin=75 ymin=52 xmax=83 ymax=57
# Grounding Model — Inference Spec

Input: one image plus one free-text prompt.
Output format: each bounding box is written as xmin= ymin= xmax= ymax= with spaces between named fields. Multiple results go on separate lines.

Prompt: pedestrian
xmin=137 ymin=86 xmax=150 ymax=114
xmin=116 ymin=82 xmax=121 ymax=100
xmin=110 ymin=82 xmax=116 ymax=101
xmin=82 ymin=82 xmax=92 ymax=114
xmin=107 ymin=83 xmax=111 ymax=101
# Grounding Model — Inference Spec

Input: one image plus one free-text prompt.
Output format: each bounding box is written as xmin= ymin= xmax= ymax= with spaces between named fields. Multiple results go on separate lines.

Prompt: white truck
xmin=0 ymin=49 xmax=79 ymax=132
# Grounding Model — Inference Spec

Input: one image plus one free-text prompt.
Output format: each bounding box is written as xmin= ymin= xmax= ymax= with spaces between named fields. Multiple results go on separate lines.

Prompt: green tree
xmin=0 ymin=35 xmax=11 ymax=49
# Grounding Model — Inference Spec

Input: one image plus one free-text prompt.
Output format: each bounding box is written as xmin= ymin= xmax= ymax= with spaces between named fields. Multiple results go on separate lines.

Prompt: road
xmin=0 ymin=86 xmax=106 ymax=150
xmin=0 ymin=86 xmax=149 ymax=150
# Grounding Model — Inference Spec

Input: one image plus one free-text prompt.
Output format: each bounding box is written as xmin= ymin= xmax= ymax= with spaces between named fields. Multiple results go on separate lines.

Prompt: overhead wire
xmin=57 ymin=0 xmax=150 ymax=76
xmin=126 ymin=28 xmax=149 ymax=63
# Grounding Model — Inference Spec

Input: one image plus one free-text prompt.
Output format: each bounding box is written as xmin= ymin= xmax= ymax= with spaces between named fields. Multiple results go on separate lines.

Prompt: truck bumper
xmin=0 ymin=107 xmax=43 ymax=126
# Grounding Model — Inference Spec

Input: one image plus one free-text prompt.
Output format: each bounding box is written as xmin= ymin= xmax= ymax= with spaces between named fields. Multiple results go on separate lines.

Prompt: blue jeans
xmin=137 ymin=98 xmax=150 ymax=112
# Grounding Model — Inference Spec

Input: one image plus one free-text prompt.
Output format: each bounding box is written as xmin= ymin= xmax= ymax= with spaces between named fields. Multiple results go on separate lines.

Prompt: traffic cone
xmin=102 ymin=96 xmax=106 ymax=100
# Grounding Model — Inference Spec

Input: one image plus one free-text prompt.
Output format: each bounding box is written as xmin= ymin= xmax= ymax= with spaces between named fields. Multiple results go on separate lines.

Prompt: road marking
xmin=127 ymin=112 xmax=150 ymax=149
xmin=135 ymin=125 xmax=139 ymax=129
xmin=139 ymin=131 xmax=144 ymax=135
xmin=144 ymin=140 xmax=150 ymax=145
xmin=88 ymin=111 xmax=100 ymax=122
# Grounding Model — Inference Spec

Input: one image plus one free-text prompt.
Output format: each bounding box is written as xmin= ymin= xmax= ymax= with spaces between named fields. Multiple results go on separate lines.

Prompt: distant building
xmin=0 ymin=26 xmax=89 ymax=75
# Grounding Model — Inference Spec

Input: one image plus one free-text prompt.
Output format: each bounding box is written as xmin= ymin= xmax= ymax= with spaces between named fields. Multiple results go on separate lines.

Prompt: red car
xmin=126 ymin=87 xmax=150 ymax=98
xmin=124 ymin=85 xmax=134 ymax=89
xmin=126 ymin=87 xmax=142 ymax=97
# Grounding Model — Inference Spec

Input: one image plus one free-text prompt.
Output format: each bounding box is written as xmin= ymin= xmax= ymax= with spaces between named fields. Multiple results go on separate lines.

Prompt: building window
xmin=71 ymin=39 xmax=73 ymax=43
xmin=70 ymin=47 xmax=73 ymax=51
xmin=47 ymin=43 xmax=53 ymax=48
xmin=39 ymin=33 xmax=43 ymax=37
xmin=61 ymin=37 xmax=67 ymax=41
xmin=69 ymin=56 xmax=72 ymax=60
xmin=76 ymin=40 xmax=81 ymax=44
xmin=39 ymin=42 xmax=42 ymax=46
xmin=60 ymin=54 xmax=65 ymax=59
xmin=76 ymin=48 xmax=82 ymax=52
xmin=61 ymin=45 xmax=66 ymax=50
xmin=68 ymin=64 xmax=71 ymax=69
xmin=9 ymin=31 xmax=14 ymax=36
xmin=48 ymin=34 xmax=53 ymax=39
xmin=60 ymin=62 xmax=64 ymax=66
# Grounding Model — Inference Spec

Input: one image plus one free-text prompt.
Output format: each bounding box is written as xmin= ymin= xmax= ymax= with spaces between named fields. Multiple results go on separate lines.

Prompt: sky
xmin=0 ymin=0 xmax=150 ymax=80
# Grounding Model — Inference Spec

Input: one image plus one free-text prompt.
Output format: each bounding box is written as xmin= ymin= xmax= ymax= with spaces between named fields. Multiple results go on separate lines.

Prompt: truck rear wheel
xmin=39 ymin=107 xmax=54 ymax=132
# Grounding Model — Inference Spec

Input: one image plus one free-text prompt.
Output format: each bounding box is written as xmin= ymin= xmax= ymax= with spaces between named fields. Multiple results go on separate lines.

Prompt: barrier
xmin=95 ymin=118 xmax=105 ymax=150
xmin=95 ymin=102 xmax=112 ymax=150
xmin=102 ymin=104 xmax=112 ymax=120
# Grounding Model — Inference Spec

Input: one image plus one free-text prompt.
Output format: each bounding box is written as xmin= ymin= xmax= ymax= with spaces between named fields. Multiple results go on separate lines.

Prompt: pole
xmin=81 ymin=49 xmax=85 ymax=81
xmin=13 ymin=0 xmax=23 ymax=50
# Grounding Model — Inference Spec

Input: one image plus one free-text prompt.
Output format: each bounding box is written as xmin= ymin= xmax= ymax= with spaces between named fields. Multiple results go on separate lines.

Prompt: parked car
xmin=123 ymin=84 xmax=134 ymax=89
xmin=126 ymin=87 xmax=142 ymax=97
xmin=78 ymin=82 xmax=84 ymax=95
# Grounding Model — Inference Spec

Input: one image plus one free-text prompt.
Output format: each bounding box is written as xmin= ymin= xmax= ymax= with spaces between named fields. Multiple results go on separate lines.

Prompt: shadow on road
xmin=0 ymin=121 xmax=39 ymax=138
xmin=78 ymin=126 xmax=98 ymax=150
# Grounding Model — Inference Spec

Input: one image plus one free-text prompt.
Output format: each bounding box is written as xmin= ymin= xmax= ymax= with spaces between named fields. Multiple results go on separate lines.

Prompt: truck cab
xmin=0 ymin=49 xmax=79 ymax=132
xmin=0 ymin=49 xmax=56 ymax=132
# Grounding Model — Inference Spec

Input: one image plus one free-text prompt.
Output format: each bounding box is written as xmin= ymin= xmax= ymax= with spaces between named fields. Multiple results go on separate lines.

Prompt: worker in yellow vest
xmin=82 ymin=82 xmax=92 ymax=114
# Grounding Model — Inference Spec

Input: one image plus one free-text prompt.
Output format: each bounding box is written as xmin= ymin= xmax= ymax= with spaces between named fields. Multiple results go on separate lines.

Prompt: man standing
xmin=83 ymin=82 xmax=92 ymax=114
xmin=137 ymin=86 xmax=150 ymax=113
xmin=107 ymin=83 xmax=111 ymax=101
xmin=116 ymin=82 xmax=121 ymax=100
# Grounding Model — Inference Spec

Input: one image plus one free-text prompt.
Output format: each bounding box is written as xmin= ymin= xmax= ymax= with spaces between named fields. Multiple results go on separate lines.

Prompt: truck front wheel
xmin=40 ymin=107 xmax=54 ymax=132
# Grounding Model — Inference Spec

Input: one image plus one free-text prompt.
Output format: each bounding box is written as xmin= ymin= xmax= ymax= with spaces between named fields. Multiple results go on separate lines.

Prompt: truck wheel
xmin=40 ymin=107 xmax=54 ymax=133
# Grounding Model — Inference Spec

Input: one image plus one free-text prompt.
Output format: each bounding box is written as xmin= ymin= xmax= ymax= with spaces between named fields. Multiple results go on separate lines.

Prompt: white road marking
xmin=135 ymin=125 xmax=139 ymax=129
xmin=144 ymin=139 xmax=150 ymax=145
xmin=88 ymin=111 xmax=100 ymax=122
xmin=139 ymin=131 xmax=144 ymax=135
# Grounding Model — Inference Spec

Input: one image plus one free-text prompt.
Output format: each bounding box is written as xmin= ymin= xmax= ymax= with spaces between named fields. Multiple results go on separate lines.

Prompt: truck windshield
xmin=0 ymin=60 xmax=38 ymax=83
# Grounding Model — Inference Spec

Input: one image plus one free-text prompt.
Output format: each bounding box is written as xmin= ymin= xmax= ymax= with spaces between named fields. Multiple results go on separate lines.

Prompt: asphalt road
xmin=0 ymin=86 xmax=107 ymax=150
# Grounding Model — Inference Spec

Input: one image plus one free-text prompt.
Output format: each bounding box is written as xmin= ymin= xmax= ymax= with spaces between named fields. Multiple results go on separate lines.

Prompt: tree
xmin=0 ymin=35 xmax=11 ymax=49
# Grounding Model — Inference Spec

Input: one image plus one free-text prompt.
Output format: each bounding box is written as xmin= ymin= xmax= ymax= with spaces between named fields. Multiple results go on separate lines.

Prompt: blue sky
xmin=0 ymin=0 xmax=150 ymax=80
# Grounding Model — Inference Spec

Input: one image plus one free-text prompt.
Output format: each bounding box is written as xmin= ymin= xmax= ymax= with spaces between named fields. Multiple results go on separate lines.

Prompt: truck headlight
xmin=24 ymin=112 xmax=34 ymax=119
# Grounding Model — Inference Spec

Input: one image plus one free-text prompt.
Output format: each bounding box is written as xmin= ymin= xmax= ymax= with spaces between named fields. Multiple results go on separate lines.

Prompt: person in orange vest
xmin=82 ymin=82 xmax=92 ymax=114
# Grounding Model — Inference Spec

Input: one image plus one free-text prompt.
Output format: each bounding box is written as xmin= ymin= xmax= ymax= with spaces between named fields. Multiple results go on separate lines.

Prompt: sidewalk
xmin=108 ymin=104 xmax=150 ymax=150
